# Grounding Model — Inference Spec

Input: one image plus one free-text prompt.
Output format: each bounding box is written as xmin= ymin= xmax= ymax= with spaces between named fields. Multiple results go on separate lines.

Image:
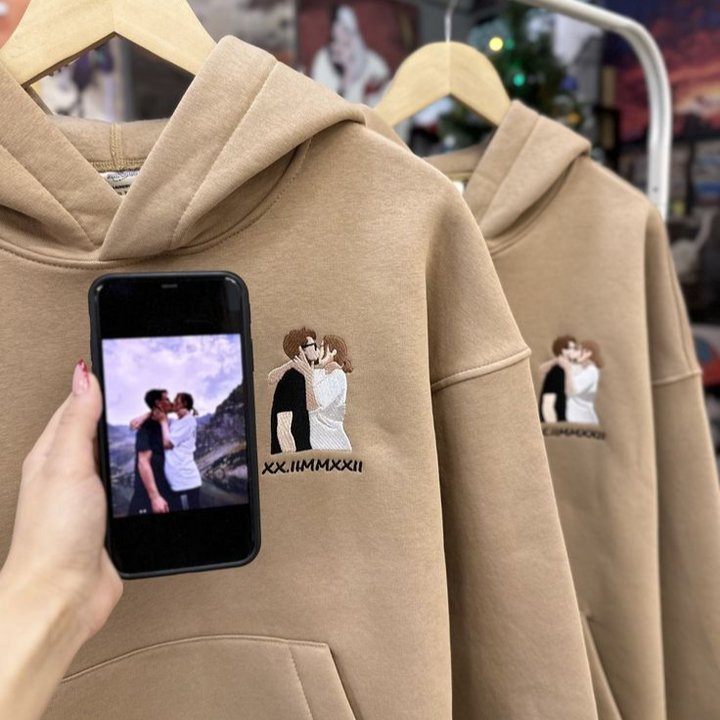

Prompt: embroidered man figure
xmin=268 ymin=328 xmax=320 ymax=454
xmin=539 ymin=336 xmax=580 ymax=423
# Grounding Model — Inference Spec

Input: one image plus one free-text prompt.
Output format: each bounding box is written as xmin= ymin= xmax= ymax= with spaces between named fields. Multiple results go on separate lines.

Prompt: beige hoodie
xmin=426 ymin=101 xmax=720 ymax=720
xmin=0 ymin=39 xmax=597 ymax=719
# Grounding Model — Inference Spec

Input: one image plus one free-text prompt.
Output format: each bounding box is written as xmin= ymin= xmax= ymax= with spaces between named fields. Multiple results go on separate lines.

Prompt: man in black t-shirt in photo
xmin=539 ymin=336 xmax=581 ymax=423
xmin=267 ymin=327 xmax=323 ymax=454
xmin=127 ymin=389 xmax=174 ymax=516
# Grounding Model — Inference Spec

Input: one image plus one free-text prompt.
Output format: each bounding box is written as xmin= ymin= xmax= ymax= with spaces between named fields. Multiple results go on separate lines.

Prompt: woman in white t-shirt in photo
xmin=161 ymin=393 xmax=202 ymax=510
xmin=131 ymin=392 xmax=203 ymax=511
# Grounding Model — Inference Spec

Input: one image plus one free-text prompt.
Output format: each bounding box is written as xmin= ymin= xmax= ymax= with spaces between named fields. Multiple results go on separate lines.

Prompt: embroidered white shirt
xmin=309 ymin=368 xmax=351 ymax=451
xmin=566 ymin=364 xmax=600 ymax=425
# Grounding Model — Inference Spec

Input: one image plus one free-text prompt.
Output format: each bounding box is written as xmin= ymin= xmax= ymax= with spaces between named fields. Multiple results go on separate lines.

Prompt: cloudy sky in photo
xmin=102 ymin=334 xmax=243 ymax=425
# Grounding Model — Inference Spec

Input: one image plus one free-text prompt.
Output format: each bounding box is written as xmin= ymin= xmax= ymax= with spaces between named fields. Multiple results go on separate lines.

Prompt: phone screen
xmin=102 ymin=332 xmax=248 ymax=517
xmin=90 ymin=273 xmax=259 ymax=577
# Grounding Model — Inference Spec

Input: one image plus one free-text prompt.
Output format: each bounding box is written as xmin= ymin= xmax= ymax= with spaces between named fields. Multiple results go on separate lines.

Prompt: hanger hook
xmin=444 ymin=0 xmax=459 ymax=42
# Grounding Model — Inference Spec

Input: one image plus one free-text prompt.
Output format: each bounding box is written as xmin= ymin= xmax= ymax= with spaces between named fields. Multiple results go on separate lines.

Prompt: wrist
xmin=0 ymin=563 xmax=89 ymax=652
xmin=0 ymin=566 xmax=89 ymax=720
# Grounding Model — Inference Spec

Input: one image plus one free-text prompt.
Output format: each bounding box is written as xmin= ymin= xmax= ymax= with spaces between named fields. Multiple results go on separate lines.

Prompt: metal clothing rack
xmin=519 ymin=0 xmax=672 ymax=218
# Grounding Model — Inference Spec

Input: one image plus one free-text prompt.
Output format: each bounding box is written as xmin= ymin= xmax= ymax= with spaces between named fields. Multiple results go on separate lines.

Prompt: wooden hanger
xmin=376 ymin=0 xmax=510 ymax=128
xmin=376 ymin=42 xmax=511 ymax=128
xmin=0 ymin=0 xmax=216 ymax=87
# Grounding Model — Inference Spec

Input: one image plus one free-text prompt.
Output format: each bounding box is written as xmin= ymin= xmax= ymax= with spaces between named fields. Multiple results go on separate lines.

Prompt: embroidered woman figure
xmin=292 ymin=335 xmax=353 ymax=452
xmin=564 ymin=340 xmax=603 ymax=425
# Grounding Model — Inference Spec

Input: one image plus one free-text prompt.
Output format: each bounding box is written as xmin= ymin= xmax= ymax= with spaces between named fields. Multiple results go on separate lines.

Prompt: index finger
xmin=22 ymin=393 xmax=73 ymax=478
xmin=46 ymin=372 xmax=103 ymax=477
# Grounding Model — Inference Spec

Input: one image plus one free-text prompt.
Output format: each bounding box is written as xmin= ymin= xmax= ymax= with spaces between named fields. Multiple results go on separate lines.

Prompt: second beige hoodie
xmin=426 ymin=101 xmax=720 ymax=720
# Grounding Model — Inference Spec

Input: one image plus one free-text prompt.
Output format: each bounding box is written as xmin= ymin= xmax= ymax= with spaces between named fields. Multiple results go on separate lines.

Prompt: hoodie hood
xmin=0 ymin=36 xmax=365 ymax=262
xmin=426 ymin=101 xmax=590 ymax=242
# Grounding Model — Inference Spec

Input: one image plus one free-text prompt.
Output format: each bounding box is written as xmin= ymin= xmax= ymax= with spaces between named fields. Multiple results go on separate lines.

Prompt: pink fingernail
xmin=73 ymin=359 xmax=89 ymax=396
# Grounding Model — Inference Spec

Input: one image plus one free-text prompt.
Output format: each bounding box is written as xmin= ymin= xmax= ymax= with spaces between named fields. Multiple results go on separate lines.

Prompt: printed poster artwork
xmin=268 ymin=327 xmax=353 ymax=454
xmin=605 ymin=0 xmax=720 ymax=141
xmin=538 ymin=336 xmax=604 ymax=426
xmin=298 ymin=0 xmax=417 ymax=107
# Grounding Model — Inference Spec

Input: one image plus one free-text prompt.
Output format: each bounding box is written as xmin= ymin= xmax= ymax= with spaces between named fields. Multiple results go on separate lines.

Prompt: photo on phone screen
xmin=102 ymin=333 xmax=249 ymax=518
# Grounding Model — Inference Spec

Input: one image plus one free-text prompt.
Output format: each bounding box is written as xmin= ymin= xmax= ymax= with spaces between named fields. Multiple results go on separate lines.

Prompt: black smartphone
xmin=88 ymin=272 xmax=260 ymax=578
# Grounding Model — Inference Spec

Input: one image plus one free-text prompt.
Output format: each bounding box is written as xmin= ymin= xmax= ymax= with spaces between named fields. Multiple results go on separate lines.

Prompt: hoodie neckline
xmin=426 ymin=101 xmax=591 ymax=249
xmin=0 ymin=35 xmax=365 ymax=264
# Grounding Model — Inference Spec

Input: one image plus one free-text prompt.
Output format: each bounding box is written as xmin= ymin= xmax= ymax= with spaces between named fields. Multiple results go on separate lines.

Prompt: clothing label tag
xmin=452 ymin=179 xmax=467 ymax=195
xmin=99 ymin=170 xmax=140 ymax=196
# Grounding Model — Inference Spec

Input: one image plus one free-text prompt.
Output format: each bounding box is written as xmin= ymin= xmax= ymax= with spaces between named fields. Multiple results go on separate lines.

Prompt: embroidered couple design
xmin=269 ymin=327 xmax=353 ymax=454
xmin=539 ymin=335 xmax=604 ymax=425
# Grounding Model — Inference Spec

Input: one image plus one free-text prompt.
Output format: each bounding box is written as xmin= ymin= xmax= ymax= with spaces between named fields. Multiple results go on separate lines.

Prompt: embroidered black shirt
xmin=540 ymin=365 xmax=567 ymax=422
xmin=270 ymin=368 xmax=311 ymax=454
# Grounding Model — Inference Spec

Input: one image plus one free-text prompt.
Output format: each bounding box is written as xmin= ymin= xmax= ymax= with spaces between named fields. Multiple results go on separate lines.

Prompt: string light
xmin=567 ymin=111 xmax=581 ymax=125
xmin=489 ymin=36 xmax=505 ymax=52
xmin=512 ymin=72 xmax=527 ymax=87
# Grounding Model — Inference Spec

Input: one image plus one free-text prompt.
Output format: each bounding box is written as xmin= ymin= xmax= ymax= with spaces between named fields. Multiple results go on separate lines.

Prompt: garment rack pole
xmin=517 ymin=0 xmax=672 ymax=218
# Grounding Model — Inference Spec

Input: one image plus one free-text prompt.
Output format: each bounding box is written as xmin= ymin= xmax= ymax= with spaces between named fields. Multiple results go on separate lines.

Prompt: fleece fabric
xmin=425 ymin=100 xmax=720 ymax=720
xmin=0 ymin=38 xmax=597 ymax=719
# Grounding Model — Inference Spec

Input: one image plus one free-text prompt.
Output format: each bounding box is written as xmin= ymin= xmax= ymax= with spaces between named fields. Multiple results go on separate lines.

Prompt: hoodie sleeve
xmin=426 ymin=186 xmax=598 ymax=720
xmin=645 ymin=209 xmax=720 ymax=720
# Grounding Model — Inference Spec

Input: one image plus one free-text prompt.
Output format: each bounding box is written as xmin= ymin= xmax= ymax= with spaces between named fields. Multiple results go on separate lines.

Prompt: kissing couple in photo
xmin=127 ymin=389 xmax=203 ymax=515
xmin=269 ymin=327 xmax=353 ymax=454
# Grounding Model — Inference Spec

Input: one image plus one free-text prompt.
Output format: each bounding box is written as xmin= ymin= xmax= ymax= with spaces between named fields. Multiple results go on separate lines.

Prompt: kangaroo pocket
xmin=42 ymin=635 xmax=358 ymax=720
xmin=580 ymin=614 xmax=624 ymax=720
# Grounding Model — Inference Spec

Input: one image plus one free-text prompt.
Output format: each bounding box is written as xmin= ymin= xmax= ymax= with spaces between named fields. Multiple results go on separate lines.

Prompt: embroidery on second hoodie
xmin=538 ymin=335 xmax=604 ymax=426
xmin=268 ymin=327 xmax=353 ymax=455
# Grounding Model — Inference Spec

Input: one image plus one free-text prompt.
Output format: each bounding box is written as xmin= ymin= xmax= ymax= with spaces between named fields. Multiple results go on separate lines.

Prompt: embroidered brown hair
xmin=552 ymin=335 xmax=577 ymax=357
xmin=581 ymin=340 xmax=604 ymax=369
xmin=283 ymin=327 xmax=317 ymax=359
xmin=324 ymin=335 xmax=353 ymax=374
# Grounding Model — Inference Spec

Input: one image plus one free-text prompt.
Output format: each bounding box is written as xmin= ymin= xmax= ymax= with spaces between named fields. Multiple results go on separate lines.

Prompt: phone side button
xmin=250 ymin=339 xmax=254 ymax=373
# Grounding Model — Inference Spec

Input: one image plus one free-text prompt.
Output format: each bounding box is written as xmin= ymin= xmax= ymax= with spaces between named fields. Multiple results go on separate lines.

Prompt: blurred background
xmin=2 ymin=0 xmax=720 ymax=460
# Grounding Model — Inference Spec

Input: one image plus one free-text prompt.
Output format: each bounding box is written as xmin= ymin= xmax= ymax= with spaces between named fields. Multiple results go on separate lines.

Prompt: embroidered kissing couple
xmin=268 ymin=327 xmax=353 ymax=454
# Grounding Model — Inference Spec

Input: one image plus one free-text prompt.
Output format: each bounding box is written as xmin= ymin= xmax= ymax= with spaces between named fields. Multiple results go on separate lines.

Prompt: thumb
xmin=48 ymin=361 xmax=103 ymax=475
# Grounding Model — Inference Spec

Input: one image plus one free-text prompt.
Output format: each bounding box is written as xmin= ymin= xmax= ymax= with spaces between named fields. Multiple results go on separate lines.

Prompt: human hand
xmin=292 ymin=348 xmax=314 ymax=378
xmin=129 ymin=411 xmax=150 ymax=431
xmin=2 ymin=360 xmax=122 ymax=644
xmin=578 ymin=348 xmax=593 ymax=365
xmin=557 ymin=355 xmax=573 ymax=373
xmin=152 ymin=408 xmax=167 ymax=423
xmin=151 ymin=495 xmax=170 ymax=514
xmin=317 ymin=343 xmax=337 ymax=369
